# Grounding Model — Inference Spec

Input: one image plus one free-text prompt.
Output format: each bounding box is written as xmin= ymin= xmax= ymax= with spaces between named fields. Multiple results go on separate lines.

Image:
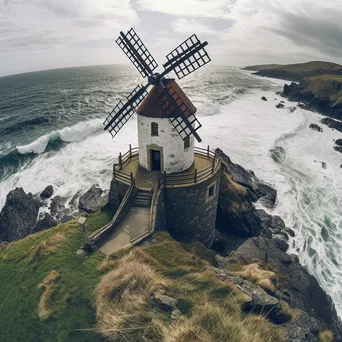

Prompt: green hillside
xmin=243 ymin=64 xmax=283 ymax=71
xmin=245 ymin=61 xmax=342 ymax=81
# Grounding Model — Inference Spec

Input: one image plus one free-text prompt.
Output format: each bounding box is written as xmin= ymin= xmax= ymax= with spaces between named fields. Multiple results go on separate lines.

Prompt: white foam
xmin=16 ymin=119 xmax=103 ymax=154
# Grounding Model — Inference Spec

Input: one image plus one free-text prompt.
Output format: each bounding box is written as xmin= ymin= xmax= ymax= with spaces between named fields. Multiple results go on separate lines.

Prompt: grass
xmin=305 ymin=75 xmax=342 ymax=104
xmin=0 ymin=207 xmax=113 ymax=342
xmin=94 ymin=232 xmax=285 ymax=342
xmin=319 ymin=330 xmax=334 ymax=342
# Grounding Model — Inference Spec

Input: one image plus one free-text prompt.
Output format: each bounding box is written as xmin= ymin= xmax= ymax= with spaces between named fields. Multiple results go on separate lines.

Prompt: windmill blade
xmin=161 ymin=34 xmax=211 ymax=80
xmin=158 ymin=83 xmax=202 ymax=142
xmin=104 ymin=85 xmax=148 ymax=138
xmin=116 ymin=28 xmax=158 ymax=78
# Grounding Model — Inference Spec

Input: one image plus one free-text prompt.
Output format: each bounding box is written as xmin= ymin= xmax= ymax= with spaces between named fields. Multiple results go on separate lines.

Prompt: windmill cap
xmin=136 ymin=79 xmax=197 ymax=118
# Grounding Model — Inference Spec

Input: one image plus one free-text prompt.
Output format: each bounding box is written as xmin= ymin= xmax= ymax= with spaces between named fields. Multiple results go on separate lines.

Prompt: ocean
xmin=0 ymin=65 xmax=341 ymax=317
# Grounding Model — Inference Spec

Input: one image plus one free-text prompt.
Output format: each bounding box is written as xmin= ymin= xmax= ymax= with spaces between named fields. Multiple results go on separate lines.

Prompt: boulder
xmin=256 ymin=209 xmax=286 ymax=235
xmin=0 ymin=187 xmax=40 ymax=242
xmin=40 ymin=185 xmax=54 ymax=200
xmin=334 ymin=146 xmax=342 ymax=154
xmin=34 ymin=213 xmax=57 ymax=232
xmin=79 ymin=185 xmax=108 ymax=213
xmin=335 ymin=139 xmax=342 ymax=146
xmin=261 ymin=96 xmax=267 ymax=101
xmin=233 ymin=236 xmax=340 ymax=336
xmin=309 ymin=123 xmax=323 ymax=132
xmin=321 ymin=117 xmax=342 ymax=133
xmin=276 ymin=103 xmax=285 ymax=108
xmin=153 ymin=294 xmax=178 ymax=311
xmin=50 ymin=196 xmax=67 ymax=217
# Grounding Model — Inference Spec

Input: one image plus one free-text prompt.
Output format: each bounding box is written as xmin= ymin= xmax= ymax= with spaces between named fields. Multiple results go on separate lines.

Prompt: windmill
xmin=104 ymin=28 xmax=211 ymax=142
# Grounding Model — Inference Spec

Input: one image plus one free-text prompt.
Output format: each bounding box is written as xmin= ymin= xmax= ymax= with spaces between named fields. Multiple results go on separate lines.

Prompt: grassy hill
xmin=0 ymin=204 xmax=335 ymax=342
xmin=243 ymin=64 xmax=283 ymax=71
xmin=245 ymin=61 xmax=342 ymax=81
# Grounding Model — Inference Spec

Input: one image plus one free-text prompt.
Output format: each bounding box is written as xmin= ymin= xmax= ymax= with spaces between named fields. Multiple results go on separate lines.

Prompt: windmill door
xmin=150 ymin=150 xmax=161 ymax=171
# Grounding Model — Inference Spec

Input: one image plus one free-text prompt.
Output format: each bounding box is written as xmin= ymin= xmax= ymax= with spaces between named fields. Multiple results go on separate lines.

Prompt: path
xmin=100 ymin=206 xmax=150 ymax=255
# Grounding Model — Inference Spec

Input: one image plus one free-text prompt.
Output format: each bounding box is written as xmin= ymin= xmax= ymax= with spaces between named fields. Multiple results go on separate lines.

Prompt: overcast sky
xmin=1 ymin=0 xmax=342 ymax=76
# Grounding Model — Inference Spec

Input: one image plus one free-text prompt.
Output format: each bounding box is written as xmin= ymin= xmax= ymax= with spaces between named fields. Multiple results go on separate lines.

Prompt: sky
xmin=1 ymin=0 xmax=342 ymax=76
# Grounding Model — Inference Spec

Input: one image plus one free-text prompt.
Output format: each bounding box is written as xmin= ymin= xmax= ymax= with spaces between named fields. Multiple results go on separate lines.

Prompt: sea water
xmin=0 ymin=65 xmax=341 ymax=316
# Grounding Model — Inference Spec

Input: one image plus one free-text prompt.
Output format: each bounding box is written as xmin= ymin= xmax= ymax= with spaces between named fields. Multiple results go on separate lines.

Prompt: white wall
xmin=137 ymin=115 xmax=194 ymax=174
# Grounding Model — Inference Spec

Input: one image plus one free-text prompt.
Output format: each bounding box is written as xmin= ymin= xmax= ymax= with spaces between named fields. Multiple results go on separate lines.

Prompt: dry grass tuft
xmin=37 ymin=270 xmax=61 ymax=320
xmin=163 ymin=302 xmax=284 ymax=342
xmin=319 ymin=330 xmax=334 ymax=342
xmin=33 ymin=233 xmax=66 ymax=257
xmin=227 ymin=263 xmax=277 ymax=292
xmin=94 ymin=250 xmax=168 ymax=342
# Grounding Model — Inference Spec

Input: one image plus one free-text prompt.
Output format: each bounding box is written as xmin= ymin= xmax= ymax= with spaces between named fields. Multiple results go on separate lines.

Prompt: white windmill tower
xmin=103 ymin=28 xmax=211 ymax=174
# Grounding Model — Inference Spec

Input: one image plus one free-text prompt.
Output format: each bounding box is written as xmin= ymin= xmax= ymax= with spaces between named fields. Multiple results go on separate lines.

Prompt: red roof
xmin=136 ymin=79 xmax=197 ymax=118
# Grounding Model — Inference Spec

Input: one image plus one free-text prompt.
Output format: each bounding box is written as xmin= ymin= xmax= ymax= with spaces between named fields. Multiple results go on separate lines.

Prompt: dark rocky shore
xmin=282 ymin=81 xmax=342 ymax=124
xmin=0 ymin=149 xmax=341 ymax=341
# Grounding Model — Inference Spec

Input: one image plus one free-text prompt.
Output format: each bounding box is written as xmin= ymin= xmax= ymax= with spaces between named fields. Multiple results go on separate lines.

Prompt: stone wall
xmin=164 ymin=170 xmax=221 ymax=246
xmin=108 ymin=179 xmax=130 ymax=212
xmin=153 ymin=188 xmax=166 ymax=232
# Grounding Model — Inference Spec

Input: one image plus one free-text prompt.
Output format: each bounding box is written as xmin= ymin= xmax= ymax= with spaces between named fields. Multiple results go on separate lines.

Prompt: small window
xmin=184 ymin=136 xmax=190 ymax=150
xmin=151 ymin=122 xmax=158 ymax=136
xmin=208 ymin=184 xmax=215 ymax=197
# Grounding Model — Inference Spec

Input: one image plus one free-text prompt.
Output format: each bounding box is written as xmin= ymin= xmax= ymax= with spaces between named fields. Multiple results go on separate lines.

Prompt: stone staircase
xmin=133 ymin=188 xmax=153 ymax=207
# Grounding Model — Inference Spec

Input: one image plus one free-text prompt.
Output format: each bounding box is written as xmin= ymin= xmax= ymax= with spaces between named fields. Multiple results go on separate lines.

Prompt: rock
xmin=309 ymin=123 xmax=323 ymax=132
xmin=215 ymin=254 xmax=228 ymax=268
xmin=76 ymin=248 xmax=88 ymax=259
xmin=233 ymin=236 xmax=340 ymax=336
xmin=276 ymin=103 xmax=284 ymax=108
xmin=321 ymin=162 xmax=327 ymax=169
xmin=171 ymin=309 xmax=182 ymax=320
xmin=280 ymin=101 xmax=285 ymax=103
xmin=50 ymin=196 xmax=67 ymax=217
xmin=0 ymin=187 xmax=40 ymax=242
xmin=335 ymin=139 xmax=342 ymax=146
xmin=321 ymin=117 xmax=342 ymax=132
xmin=334 ymin=146 xmax=342 ymax=154
xmin=40 ymin=185 xmax=54 ymax=199
xmin=297 ymin=102 xmax=305 ymax=109
xmin=68 ymin=190 xmax=81 ymax=209
xmin=153 ymin=294 xmax=178 ymax=311
xmin=34 ymin=213 xmax=57 ymax=232
xmin=79 ymin=185 xmax=108 ymax=213
xmin=61 ymin=215 xmax=74 ymax=223
xmin=261 ymin=96 xmax=267 ymax=101
xmin=283 ymin=309 xmax=323 ymax=342
xmin=289 ymin=106 xmax=297 ymax=113
xmin=217 ymin=149 xmax=277 ymax=207
xmin=256 ymin=210 xmax=286 ymax=235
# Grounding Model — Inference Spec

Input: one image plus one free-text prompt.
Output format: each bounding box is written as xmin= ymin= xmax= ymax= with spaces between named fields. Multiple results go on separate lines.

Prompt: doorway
xmin=150 ymin=149 xmax=161 ymax=171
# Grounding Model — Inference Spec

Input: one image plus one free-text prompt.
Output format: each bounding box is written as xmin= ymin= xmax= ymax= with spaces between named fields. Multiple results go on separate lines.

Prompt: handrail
xmin=89 ymin=178 xmax=136 ymax=246
xmin=114 ymin=145 xmax=221 ymax=189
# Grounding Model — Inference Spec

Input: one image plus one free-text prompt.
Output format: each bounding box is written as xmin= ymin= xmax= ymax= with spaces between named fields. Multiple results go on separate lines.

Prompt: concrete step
xmin=133 ymin=200 xmax=151 ymax=207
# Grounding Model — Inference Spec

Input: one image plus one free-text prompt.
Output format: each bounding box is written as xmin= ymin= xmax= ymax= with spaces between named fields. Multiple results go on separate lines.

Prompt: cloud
xmin=137 ymin=0 xmax=235 ymax=18
xmin=172 ymin=18 xmax=217 ymax=35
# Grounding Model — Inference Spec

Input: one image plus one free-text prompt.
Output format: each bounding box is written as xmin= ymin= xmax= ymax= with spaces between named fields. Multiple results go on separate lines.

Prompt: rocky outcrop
xmin=40 ymin=185 xmax=54 ymax=199
xmin=34 ymin=213 xmax=57 ymax=232
xmin=50 ymin=196 xmax=67 ymax=217
xmin=217 ymin=149 xmax=277 ymax=207
xmin=232 ymin=236 xmax=341 ymax=339
xmin=282 ymin=82 xmax=342 ymax=121
xmin=321 ymin=117 xmax=342 ymax=133
xmin=261 ymin=96 xmax=267 ymax=101
xmin=335 ymin=139 xmax=342 ymax=146
xmin=276 ymin=103 xmax=284 ymax=108
xmin=78 ymin=185 xmax=108 ymax=213
xmin=0 ymin=188 xmax=40 ymax=242
xmin=309 ymin=123 xmax=323 ymax=132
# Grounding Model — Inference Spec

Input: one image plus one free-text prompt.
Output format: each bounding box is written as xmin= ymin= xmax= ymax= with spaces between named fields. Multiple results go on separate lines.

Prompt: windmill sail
xmin=158 ymin=83 xmax=202 ymax=142
xmin=116 ymin=28 xmax=158 ymax=78
xmin=162 ymin=34 xmax=211 ymax=79
xmin=104 ymin=85 xmax=148 ymax=137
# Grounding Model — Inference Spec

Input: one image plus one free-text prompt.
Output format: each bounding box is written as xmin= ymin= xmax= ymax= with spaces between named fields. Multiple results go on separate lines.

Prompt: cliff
xmin=0 ymin=150 xmax=341 ymax=342
xmin=282 ymin=75 xmax=342 ymax=121
xmin=247 ymin=61 xmax=342 ymax=82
